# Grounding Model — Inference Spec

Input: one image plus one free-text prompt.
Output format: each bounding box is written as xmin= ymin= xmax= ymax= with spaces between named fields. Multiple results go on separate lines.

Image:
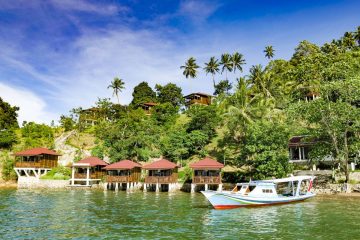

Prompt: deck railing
xmin=145 ymin=174 xmax=178 ymax=183
xmin=15 ymin=160 xmax=57 ymax=169
xmin=106 ymin=175 xmax=137 ymax=183
xmin=192 ymin=176 xmax=221 ymax=184
xmin=74 ymin=172 xmax=104 ymax=179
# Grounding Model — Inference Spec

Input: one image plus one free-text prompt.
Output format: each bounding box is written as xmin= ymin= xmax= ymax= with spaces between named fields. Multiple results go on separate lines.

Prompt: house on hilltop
xmin=184 ymin=93 xmax=213 ymax=108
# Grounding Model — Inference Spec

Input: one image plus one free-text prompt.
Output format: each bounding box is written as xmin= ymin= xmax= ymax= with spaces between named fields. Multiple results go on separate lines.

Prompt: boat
xmin=201 ymin=176 xmax=315 ymax=209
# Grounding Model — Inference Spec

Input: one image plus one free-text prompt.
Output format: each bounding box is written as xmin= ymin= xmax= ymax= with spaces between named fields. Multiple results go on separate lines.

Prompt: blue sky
xmin=0 ymin=0 xmax=359 ymax=124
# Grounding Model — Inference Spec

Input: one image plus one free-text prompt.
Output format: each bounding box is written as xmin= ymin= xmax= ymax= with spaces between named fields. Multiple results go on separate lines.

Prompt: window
xmin=262 ymin=189 xmax=273 ymax=193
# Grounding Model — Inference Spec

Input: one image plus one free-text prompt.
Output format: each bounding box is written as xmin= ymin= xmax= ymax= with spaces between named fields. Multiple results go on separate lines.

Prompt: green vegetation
xmin=40 ymin=166 xmax=71 ymax=180
xmin=0 ymin=151 xmax=17 ymax=181
xmin=1 ymin=26 xmax=359 ymax=183
xmin=0 ymin=97 xmax=19 ymax=148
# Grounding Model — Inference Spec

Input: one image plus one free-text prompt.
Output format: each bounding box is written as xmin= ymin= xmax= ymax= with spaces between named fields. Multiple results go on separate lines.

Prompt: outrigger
xmin=201 ymin=176 xmax=316 ymax=209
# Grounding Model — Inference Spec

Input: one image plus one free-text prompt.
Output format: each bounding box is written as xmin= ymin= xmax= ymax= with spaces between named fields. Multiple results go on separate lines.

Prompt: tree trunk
xmin=212 ymin=74 xmax=216 ymax=89
xmin=344 ymin=128 xmax=350 ymax=183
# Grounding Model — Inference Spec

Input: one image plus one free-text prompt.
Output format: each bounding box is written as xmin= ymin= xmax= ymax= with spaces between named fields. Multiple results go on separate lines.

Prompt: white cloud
xmin=178 ymin=0 xmax=220 ymax=23
xmin=49 ymin=0 xmax=128 ymax=15
xmin=0 ymin=82 xmax=57 ymax=125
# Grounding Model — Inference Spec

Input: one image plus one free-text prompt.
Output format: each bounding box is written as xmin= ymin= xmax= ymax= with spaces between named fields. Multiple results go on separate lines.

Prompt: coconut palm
xmin=107 ymin=77 xmax=125 ymax=104
xmin=204 ymin=57 xmax=220 ymax=87
xmin=354 ymin=26 xmax=360 ymax=45
xmin=264 ymin=46 xmax=275 ymax=59
xmin=342 ymin=32 xmax=355 ymax=49
xmin=220 ymin=53 xmax=233 ymax=80
xmin=220 ymin=77 xmax=260 ymax=137
xmin=248 ymin=65 xmax=274 ymax=99
xmin=180 ymin=57 xmax=199 ymax=79
xmin=232 ymin=52 xmax=246 ymax=73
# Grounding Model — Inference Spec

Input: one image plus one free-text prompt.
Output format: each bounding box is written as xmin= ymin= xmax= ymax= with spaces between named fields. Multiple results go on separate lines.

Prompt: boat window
xmin=299 ymin=180 xmax=310 ymax=195
xmin=262 ymin=189 xmax=273 ymax=193
xmin=276 ymin=181 xmax=298 ymax=197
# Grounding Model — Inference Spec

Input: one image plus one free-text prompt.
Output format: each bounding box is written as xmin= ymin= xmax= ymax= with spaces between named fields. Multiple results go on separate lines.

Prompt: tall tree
xmin=204 ymin=57 xmax=220 ymax=87
xmin=107 ymin=77 xmax=125 ymax=104
xmin=290 ymin=78 xmax=360 ymax=183
xmin=220 ymin=53 xmax=233 ymax=80
xmin=180 ymin=57 xmax=199 ymax=79
xmin=342 ymin=31 xmax=356 ymax=49
xmin=264 ymin=46 xmax=275 ymax=59
xmin=155 ymin=83 xmax=184 ymax=107
xmin=131 ymin=82 xmax=157 ymax=107
xmin=354 ymin=26 xmax=360 ymax=45
xmin=0 ymin=97 xmax=19 ymax=148
xmin=232 ymin=52 xmax=246 ymax=73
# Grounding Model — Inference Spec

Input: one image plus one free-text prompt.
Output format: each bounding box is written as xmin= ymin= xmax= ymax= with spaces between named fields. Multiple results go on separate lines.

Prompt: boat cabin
xmin=232 ymin=176 xmax=315 ymax=198
xmin=14 ymin=147 xmax=61 ymax=178
xmin=189 ymin=157 xmax=224 ymax=192
xmin=140 ymin=102 xmax=158 ymax=115
xmin=142 ymin=159 xmax=178 ymax=192
xmin=104 ymin=160 xmax=142 ymax=191
xmin=70 ymin=156 xmax=108 ymax=186
xmin=184 ymin=93 xmax=213 ymax=108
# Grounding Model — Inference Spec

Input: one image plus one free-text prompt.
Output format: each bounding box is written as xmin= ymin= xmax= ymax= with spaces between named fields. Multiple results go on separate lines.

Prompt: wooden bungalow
xmin=14 ymin=147 xmax=61 ymax=178
xmin=305 ymin=92 xmax=320 ymax=102
xmin=190 ymin=157 xmax=224 ymax=192
xmin=79 ymin=107 xmax=100 ymax=127
xmin=184 ymin=93 xmax=213 ymax=108
xmin=142 ymin=159 xmax=178 ymax=192
xmin=288 ymin=136 xmax=314 ymax=163
xmin=70 ymin=156 xmax=108 ymax=186
xmin=140 ymin=102 xmax=158 ymax=115
xmin=103 ymin=160 xmax=142 ymax=191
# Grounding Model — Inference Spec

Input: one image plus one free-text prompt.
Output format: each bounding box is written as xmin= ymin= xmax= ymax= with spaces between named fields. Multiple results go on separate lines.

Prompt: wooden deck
xmin=74 ymin=172 xmax=104 ymax=179
xmin=192 ymin=176 xmax=221 ymax=184
xmin=15 ymin=160 xmax=57 ymax=168
xmin=145 ymin=174 xmax=178 ymax=184
xmin=106 ymin=175 xmax=138 ymax=183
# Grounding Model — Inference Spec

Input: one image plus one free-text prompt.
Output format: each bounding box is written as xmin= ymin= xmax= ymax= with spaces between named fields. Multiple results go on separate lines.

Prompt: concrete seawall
xmin=17 ymin=177 xmax=69 ymax=189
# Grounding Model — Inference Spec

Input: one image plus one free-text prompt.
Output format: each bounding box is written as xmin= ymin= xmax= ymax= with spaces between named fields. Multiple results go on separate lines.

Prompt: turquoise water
xmin=0 ymin=189 xmax=360 ymax=239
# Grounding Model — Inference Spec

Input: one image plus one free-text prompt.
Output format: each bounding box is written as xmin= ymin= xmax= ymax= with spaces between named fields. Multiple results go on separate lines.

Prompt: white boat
xmin=201 ymin=176 xmax=316 ymax=209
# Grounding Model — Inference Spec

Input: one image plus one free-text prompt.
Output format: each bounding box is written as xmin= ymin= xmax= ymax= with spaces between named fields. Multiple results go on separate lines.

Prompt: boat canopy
xmin=261 ymin=176 xmax=315 ymax=183
xmin=236 ymin=176 xmax=315 ymax=186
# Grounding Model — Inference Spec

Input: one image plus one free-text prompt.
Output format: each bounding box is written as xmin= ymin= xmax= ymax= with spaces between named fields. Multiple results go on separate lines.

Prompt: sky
xmin=0 ymin=0 xmax=359 ymax=124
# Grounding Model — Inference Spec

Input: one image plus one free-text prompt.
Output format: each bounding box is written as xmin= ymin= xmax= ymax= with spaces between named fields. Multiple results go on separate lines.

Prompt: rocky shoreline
xmin=2 ymin=180 xmax=360 ymax=197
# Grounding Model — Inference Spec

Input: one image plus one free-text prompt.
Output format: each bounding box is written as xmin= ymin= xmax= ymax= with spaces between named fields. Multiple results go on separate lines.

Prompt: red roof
xmin=103 ymin=160 xmax=141 ymax=170
xmin=15 ymin=147 xmax=61 ymax=156
xmin=142 ymin=159 xmax=178 ymax=170
xmin=75 ymin=156 xmax=108 ymax=167
xmin=190 ymin=157 xmax=224 ymax=169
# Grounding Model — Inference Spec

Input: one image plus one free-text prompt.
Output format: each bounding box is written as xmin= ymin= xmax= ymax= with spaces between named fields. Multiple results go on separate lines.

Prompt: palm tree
xmin=220 ymin=53 xmax=233 ymax=80
xmin=342 ymin=32 xmax=355 ymax=49
xmin=232 ymin=52 xmax=246 ymax=73
xmin=107 ymin=77 xmax=125 ymax=104
xmin=204 ymin=57 xmax=220 ymax=87
xmin=180 ymin=57 xmax=199 ymax=78
xmin=264 ymin=46 xmax=275 ymax=59
xmin=220 ymin=77 xmax=259 ymax=137
xmin=354 ymin=26 xmax=360 ymax=45
xmin=248 ymin=65 xmax=274 ymax=99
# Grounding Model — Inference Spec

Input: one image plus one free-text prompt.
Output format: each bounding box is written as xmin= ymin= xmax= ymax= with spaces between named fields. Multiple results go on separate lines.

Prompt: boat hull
xmin=201 ymin=191 xmax=316 ymax=209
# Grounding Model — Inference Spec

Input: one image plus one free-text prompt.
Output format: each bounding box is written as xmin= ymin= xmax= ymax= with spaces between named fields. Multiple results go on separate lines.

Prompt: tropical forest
xmin=1 ymin=26 xmax=360 ymax=183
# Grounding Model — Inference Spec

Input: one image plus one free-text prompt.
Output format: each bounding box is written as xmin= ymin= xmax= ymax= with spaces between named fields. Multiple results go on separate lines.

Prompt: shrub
xmin=40 ymin=166 xmax=71 ymax=180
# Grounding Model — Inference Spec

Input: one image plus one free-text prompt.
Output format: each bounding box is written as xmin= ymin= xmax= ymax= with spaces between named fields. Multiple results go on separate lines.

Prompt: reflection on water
xmin=0 ymin=190 xmax=359 ymax=239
